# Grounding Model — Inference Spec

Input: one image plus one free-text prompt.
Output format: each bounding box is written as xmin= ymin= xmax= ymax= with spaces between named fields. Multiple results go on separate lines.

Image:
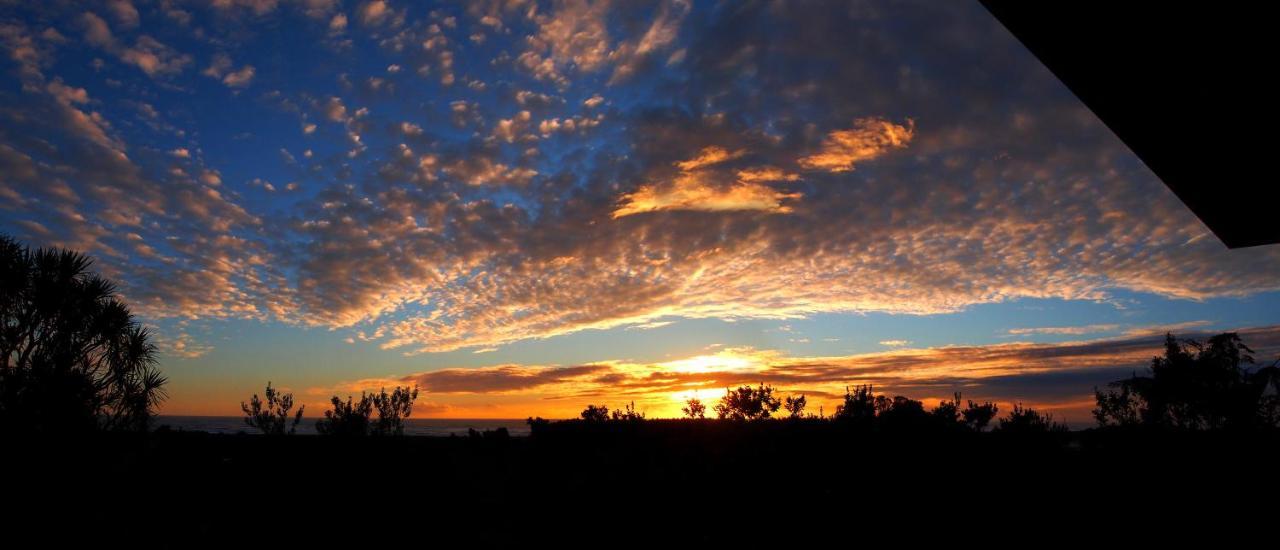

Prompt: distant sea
xmin=156 ymin=416 xmax=531 ymax=437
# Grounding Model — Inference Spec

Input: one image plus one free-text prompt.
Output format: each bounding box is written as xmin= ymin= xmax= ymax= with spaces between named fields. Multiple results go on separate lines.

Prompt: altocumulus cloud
xmin=1 ymin=0 xmax=1278 ymax=359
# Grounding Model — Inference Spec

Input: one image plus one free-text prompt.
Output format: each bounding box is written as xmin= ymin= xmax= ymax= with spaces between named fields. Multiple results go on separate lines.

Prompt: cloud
xmin=203 ymin=54 xmax=255 ymax=88
xmin=673 ymin=146 xmax=744 ymax=171
xmin=879 ymin=340 xmax=912 ymax=347
xmin=107 ymin=1 xmax=140 ymax=29
xmin=608 ymin=0 xmax=689 ymax=84
xmin=1008 ymin=324 xmax=1121 ymax=336
xmin=798 ymin=117 xmax=915 ymax=172
xmin=79 ymin=12 xmax=192 ymax=77
xmin=516 ymin=0 xmax=612 ymax=86
xmin=5 ymin=1 xmax=1280 ymax=365
xmin=613 ymin=171 xmax=801 ymax=217
xmin=357 ymin=1 xmax=397 ymax=27
xmin=403 ymin=364 xmax=612 ymax=394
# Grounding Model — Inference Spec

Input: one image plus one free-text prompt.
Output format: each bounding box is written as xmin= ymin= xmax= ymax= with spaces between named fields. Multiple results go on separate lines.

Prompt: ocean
xmin=156 ymin=416 xmax=532 ymax=437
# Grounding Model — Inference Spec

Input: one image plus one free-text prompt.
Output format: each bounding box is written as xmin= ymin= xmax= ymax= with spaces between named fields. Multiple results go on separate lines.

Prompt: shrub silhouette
xmin=0 ymin=235 xmax=166 ymax=432
xmin=1094 ymin=332 xmax=1280 ymax=430
xmin=714 ymin=383 xmax=781 ymax=420
xmin=682 ymin=397 xmax=706 ymax=419
xmin=833 ymin=385 xmax=877 ymax=422
xmin=784 ymin=394 xmax=807 ymax=418
xmin=316 ymin=394 xmax=374 ymax=436
xmin=241 ymin=382 xmax=304 ymax=435
xmin=580 ymin=404 xmax=610 ymax=422
xmin=962 ymin=399 xmax=999 ymax=432
xmin=371 ymin=385 xmax=419 ymax=436
xmin=610 ymin=401 xmax=645 ymax=421
xmin=997 ymin=403 xmax=1066 ymax=433
xmin=875 ymin=395 xmax=931 ymax=429
xmin=316 ymin=385 xmax=419 ymax=436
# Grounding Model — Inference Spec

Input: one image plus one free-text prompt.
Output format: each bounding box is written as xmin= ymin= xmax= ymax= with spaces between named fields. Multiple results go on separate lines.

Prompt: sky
xmin=3 ymin=1 xmax=1279 ymax=425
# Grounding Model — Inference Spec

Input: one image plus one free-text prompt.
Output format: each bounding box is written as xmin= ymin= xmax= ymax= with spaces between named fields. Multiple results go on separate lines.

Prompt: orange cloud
xmin=673 ymin=146 xmax=745 ymax=171
xmin=612 ymin=172 xmax=801 ymax=217
xmin=799 ymin=117 xmax=915 ymax=172
xmin=613 ymin=147 xmax=800 ymax=218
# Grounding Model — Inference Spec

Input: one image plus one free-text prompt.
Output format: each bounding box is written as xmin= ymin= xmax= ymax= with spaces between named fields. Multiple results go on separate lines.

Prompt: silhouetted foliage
xmin=0 ymin=235 xmax=166 ymax=432
xmin=682 ymin=397 xmax=706 ymax=419
xmin=833 ymin=385 xmax=877 ymax=423
xmin=241 ymin=382 xmax=304 ymax=435
xmin=962 ymin=399 xmax=999 ymax=432
xmin=714 ymin=383 xmax=782 ymax=420
xmin=316 ymin=394 xmax=373 ymax=436
xmin=371 ymin=385 xmax=419 ymax=436
xmin=315 ymin=385 xmax=418 ymax=436
xmin=875 ymin=395 xmax=930 ymax=429
xmin=610 ymin=400 xmax=645 ymax=421
xmin=1094 ymin=332 xmax=1280 ymax=430
xmin=527 ymin=416 xmax=549 ymax=431
xmin=997 ymin=403 xmax=1067 ymax=433
xmin=468 ymin=427 xmax=510 ymax=439
xmin=930 ymin=392 xmax=965 ymax=429
xmin=580 ymin=404 xmax=610 ymax=423
xmin=784 ymin=394 xmax=807 ymax=418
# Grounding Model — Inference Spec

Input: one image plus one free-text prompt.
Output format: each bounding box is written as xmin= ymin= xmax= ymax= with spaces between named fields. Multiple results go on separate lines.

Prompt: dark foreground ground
xmin=6 ymin=420 xmax=1279 ymax=546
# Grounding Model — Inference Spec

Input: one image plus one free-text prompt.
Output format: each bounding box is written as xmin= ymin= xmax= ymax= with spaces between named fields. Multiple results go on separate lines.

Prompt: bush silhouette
xmin=714 ymin=383 xmax=782 ymax=420
xmin=928 ymin=392 xmax=973 ymax=431
xmin=580 ymin=404 xmax=610 ymax=422
xmin=316 ymin=394 xmax=373 ymax=436
xmin=0 ymin=235 xmax=166 ymax=432
xmin=241 ymin=382 xmax=304 ymax=435
xmin=682 ymin=397 xmax=706 ymax=419
xmin=610 ymin=401 xmax=645 ymax=421
xmin=784 ymin=394 xmax=807 ymax=418
xmin=997 ymin=403 xmax=1066 ymax=433
xmin=371 ymin=385 xmax=419 ymax=436
xmin=1094 ymin=332 xmax=1280 ymax=430
xmin=833 ymin=385 xmax=877 ymax=422
xmin=316 ymin=385 xmax=419 ymax=436
xmin=961 ymin=399 xmax=999 ymax=432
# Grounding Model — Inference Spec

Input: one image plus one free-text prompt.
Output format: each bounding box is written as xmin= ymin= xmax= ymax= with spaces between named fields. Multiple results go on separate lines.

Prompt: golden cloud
xmin=799 ymin=117 xmax=915 ymax=172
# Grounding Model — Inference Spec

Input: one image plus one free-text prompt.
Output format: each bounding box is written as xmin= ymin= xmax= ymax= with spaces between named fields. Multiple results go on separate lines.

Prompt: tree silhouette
xmin=961 ymin=399 xmax=999 ymax=432
xmin=1094 ymin=332 xmax=1280 ymax=430
xmin=241 ymin=382 xmax=304 ymax=435
xmin=580 ymin=404 xmax=610 ymax=422
xmin=0 ymin=235 xmax=166 ymax=432
xmin=682 ymin=397 xmax=706 ymax=419
xmin=714 ymin=384 xmax=781 ymax=420
xmin=784 ymin=394 xmax=807 ymax=419
xmin=371 ymin=385 xmax=419 ymax=436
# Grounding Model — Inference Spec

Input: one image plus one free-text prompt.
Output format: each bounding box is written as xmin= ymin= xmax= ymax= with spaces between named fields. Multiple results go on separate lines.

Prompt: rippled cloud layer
xmin=2 ymin=0 xmax=1278 ymax=364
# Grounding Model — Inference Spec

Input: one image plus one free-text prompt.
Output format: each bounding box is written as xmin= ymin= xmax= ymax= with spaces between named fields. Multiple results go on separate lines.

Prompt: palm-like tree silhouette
xmin=0 ymin=235 xmax=166 ymax=432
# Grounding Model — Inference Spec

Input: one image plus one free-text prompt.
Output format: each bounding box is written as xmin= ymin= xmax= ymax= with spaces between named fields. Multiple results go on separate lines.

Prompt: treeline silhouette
xmin=552 ymin=385 xmax=1034 ymax=433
